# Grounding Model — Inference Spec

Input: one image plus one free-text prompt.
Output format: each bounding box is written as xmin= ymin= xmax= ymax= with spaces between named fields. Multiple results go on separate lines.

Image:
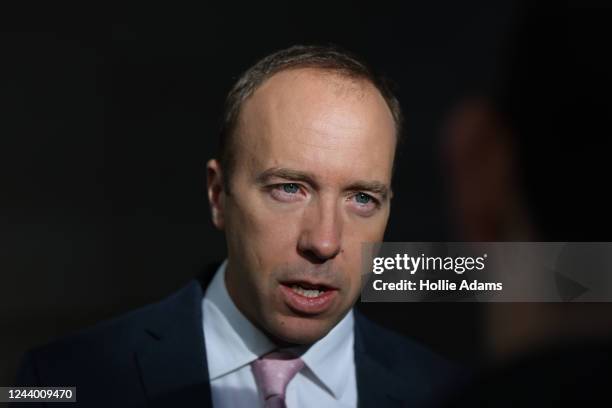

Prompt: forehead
xmin=234 ymin=68 xmax=397 ymax=184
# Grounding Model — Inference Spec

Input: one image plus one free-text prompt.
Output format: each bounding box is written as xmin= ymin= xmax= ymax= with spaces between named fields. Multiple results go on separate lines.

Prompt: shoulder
xmin=354 ymin=311 xmax=467 ymax=388
xmin=15 ymin=280 xmax=204 ymax=385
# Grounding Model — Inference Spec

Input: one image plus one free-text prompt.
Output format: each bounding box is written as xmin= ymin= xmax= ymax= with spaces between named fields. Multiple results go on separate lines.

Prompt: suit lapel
xmin=136 ymin=265 xmax=219 ymax=407
xmin=135 ymin=265 xmax=425 ymax=407
xmin=355 ymin=351 xmax=409 ymax=408
xmin=354 ymin=312 xmax=429 ymax=408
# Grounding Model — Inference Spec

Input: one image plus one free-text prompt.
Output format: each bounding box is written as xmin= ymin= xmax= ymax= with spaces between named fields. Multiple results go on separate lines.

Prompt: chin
xmin=268 ymin=315 xmax=335 ymax=345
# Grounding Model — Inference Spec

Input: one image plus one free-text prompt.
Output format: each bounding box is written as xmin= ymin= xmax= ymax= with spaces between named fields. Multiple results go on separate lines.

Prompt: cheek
xmin=344 ymin=207 xmax=390 ymax=245
xmin=342 ymin=210 xmax=390 ymax=271
xmin=226 ymin=190 xmax=303 ymax=269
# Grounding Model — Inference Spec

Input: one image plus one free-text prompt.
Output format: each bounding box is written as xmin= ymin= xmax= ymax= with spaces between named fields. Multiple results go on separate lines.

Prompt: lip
xmin=280 ymin=280 xmax=339 ymax=291
xmin=279 ymin=283 xmax=338 ymax=315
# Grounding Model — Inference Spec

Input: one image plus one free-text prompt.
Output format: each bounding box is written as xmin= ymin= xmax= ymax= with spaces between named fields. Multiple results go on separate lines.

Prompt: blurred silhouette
xmin=442 ymin=1 xmax=612 ymax=406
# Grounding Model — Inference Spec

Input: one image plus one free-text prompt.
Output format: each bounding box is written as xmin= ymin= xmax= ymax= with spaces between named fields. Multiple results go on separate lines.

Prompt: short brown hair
xmin=218 ymin=44 xmax=402 ymax=187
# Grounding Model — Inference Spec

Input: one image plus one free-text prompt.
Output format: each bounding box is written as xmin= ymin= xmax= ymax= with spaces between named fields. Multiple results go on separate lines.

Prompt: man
xmin=14 ymin=45 xmax=459 ymax=407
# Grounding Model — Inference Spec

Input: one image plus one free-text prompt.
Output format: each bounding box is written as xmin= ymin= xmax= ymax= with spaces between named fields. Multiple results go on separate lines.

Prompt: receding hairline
xmin=238 ymin=66 xmax=392 ymax=122
xmin=251 ymin=65 xmax=377 ymax=92
xmin=233 ymin=66 xmax=398 ymax=137
xmin=218 ymin=45 xmax=403 ymax=190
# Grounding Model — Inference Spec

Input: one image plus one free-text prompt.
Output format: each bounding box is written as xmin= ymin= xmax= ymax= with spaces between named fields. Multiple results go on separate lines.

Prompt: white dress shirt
xmin=202 ymin=260 xmax=358 ymax=408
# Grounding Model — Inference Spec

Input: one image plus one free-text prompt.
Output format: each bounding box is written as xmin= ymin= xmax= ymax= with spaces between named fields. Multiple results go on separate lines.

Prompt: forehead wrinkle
xmin=301 ymin=108 xmax=367 ymax=135
xmin=286 ymin=133 xmax=362 ymax=154
xmin=270 ymin=102 xmax=374 ymax=154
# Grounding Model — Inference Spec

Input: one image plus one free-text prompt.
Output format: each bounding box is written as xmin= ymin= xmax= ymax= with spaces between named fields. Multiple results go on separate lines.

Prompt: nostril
xmin=298 ymin=248 xmax=326 ymax=264
xmin=298 ymin=246 xmax=340 ymax=264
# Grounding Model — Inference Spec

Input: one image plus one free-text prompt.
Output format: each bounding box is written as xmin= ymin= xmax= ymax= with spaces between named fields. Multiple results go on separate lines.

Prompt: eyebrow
xmin=255 ymin=167 xmax=391 ymax=200
xmin=345 ymin=181 xmax=390 ymax=200
xmin=256 ymin=167 xmax=318 ymax=186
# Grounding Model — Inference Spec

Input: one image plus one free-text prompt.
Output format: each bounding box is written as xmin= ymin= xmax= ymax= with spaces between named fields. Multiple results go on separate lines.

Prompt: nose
xmin=297 ymin=197 xmax=342 ymax=263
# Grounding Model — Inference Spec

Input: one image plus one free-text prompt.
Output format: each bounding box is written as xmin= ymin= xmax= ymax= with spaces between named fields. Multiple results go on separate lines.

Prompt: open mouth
xmin=279 ymin=281 xmax=338 ymax=315
xmin=284 ymin=280 xmax=336 ymax=296
xmin=288 ymin=282 xmax=331 ymax=298
xmin=290 ymin=284 xmax=325 ymax=298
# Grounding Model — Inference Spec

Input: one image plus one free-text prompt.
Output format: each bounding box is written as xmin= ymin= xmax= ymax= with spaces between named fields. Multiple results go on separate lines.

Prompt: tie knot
xmin=252 ymin=351 xmax=304 ymax=402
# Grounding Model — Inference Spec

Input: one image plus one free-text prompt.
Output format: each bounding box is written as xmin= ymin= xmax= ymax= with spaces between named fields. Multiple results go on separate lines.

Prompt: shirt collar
xmin=203 ymin=260 xmax=276 ymax=380
xmin=295 ymin=307 xmax=354 ymax=399
xmin=202 ymin=260 xmax=355 ymax=399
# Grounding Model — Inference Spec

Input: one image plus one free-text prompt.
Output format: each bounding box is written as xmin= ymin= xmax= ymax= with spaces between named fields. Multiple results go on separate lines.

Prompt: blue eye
xmin=282 ymin=183 xmax=299 ymax=194
xmin=355 ymin=192 xmax=372 ymax=204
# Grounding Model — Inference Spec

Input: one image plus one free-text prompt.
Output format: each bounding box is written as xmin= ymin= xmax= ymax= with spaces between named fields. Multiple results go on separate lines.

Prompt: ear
xmin=206 ymin=159 xmax=226 ymax=230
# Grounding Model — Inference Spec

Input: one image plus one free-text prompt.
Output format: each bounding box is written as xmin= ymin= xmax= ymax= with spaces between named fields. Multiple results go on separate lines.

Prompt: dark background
xmin=1 ymin=1 xmax=518 ymax=385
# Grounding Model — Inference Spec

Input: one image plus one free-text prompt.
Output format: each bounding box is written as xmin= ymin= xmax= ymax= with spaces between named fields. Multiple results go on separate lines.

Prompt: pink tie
xmin=251 ymin=351 xmax=305 ymax=408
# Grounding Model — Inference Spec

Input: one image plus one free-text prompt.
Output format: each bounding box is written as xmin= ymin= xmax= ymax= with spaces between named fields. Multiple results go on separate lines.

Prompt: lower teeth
xmin=291 ymin=284 xmax=324 ymax=298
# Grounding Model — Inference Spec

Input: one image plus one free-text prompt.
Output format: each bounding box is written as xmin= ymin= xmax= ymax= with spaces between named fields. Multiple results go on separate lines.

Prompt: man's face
xmin=208 ymin=68 xmax=396 ymax=344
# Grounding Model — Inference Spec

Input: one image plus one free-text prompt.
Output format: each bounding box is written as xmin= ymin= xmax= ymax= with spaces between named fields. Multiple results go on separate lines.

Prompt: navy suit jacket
xmin=14 ymin=264 xmax=461 ymax=407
